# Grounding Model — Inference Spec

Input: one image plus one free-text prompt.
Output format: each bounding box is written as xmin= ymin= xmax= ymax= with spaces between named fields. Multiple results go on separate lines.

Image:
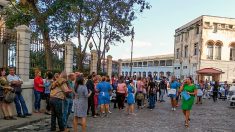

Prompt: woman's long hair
xmin=75 ymin=76 xmax=84 ymax=93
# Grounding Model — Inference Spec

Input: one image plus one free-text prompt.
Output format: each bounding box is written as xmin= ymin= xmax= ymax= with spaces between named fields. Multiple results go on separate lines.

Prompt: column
xmin=15 ymin=25 xmax=31 ymax=82
xmin=118 ymin=59 xmax=122 ymax=77
xmin=64 ymin=41 xmax=74 ymax=74
xmin=15 ymin=25 xmax=33 ymax=113
xmin=107 ymin=55 xmax=112 ymax=78
xmin=90 ymin=50 xmax=98 ymax=74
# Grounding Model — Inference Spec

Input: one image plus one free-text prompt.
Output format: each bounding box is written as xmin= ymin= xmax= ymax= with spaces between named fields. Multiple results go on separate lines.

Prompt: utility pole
xmin=130 ymin=27 xmax=134 ymax=77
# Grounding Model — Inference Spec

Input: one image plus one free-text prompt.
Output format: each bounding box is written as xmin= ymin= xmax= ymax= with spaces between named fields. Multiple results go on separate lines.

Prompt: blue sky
xmin=107 ymin=0 xmax=235 ymax=60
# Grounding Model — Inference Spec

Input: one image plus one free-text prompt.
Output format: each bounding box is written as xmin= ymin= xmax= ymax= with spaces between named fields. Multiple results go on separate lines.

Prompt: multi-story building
xmin=174 ymin=15 xmax=235 ymax=83
xmin=121 ymin=54 xmax=174 ymax=79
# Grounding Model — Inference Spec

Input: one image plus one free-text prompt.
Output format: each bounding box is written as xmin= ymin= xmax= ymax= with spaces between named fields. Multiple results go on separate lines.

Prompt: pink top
xmin=137 ymin=81 xmax=143 ymax=92
xmin=117 ymin=83 xmax=126 ymax=93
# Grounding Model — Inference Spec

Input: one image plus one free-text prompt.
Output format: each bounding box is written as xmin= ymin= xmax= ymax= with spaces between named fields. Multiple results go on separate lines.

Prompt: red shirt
xmin=34 ymin=76 xmax=44 ymax=92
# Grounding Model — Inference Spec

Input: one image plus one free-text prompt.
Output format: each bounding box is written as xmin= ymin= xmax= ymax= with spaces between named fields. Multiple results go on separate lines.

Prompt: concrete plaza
xmin=8 ymin=97 xmax=235 ymax=132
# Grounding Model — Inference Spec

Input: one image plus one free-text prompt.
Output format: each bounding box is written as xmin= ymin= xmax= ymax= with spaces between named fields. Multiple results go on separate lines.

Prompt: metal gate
xmin=0 ymin=27 xmax=17 ymax=68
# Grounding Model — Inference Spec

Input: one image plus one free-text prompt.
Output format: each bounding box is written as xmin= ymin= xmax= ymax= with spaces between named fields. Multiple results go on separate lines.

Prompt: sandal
xmin=185 ymin=121 xmax=189 ymax=128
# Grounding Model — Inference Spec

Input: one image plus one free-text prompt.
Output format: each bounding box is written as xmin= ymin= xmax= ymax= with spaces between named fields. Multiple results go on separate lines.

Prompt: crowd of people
xmin=0 ymin=67 xmax=231 ymax=131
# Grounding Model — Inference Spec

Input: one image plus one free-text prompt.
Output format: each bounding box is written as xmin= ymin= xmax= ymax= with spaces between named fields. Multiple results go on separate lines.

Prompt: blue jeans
xmin=14 ymin=92 xmax=29 ymax=115
xmin=160 ymin=89 xmax=165 ymax=101
xmin=34 ymin=90 xmax=42 ymax=111
xmin=149 ymin=94 xmax=156 ymax=109
xmin=63 ymin=98 xmax=73 ymax=127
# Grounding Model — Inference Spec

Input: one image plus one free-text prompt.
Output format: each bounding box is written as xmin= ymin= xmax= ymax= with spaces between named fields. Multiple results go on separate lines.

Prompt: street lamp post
xmin=130 ymin=27 xmax=134 ymax=77
xmin=103 ymin=44 xmax=110 ymax=73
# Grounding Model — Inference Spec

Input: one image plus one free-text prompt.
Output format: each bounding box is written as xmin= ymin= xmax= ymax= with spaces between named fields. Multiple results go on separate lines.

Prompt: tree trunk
xmin=42 ymin=31 xmax=52 ymax=70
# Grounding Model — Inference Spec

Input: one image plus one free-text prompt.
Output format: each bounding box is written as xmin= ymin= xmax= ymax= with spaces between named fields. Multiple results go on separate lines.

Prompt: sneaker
xmin=172 ymin=108 xmax=174 ymax=111
xmin=173 ymin=108 xmax=176 ymax=111
xmin=93 ymin=115 xmax=98 ymax=118
xmin=108 ymin=111 xmax=112 ymax=114
xmin=17 ymin=114 xmax=26 ymax=118
xmin=25 ymin=113 xmax=32 ymax=116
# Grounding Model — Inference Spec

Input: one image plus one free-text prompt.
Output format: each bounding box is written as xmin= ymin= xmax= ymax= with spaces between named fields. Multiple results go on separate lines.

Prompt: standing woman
xmin=168 ymin=76 xmax=180 ymax=111
xmin=44 ymin=71 xmax=54 ymax=115
xmin=73 ymin=76 xmax=92 ymax=132
xmin=148 ymin=78 xmax=157 ymax=110
xmin=179 ymin=77 xmax=197 ymax=128
xmin=33 ymin=69 xmax=44 ymax=113
xmin=136 ymin=77 xmax=144 ymax=109
xmin=0 ymin=68 xmax=17 ymax=120
xmin=97 ymin=76 xmax=112 ymax=117
xmin=126 ymin=79 xmax=135 ymax=115
xmin=196 ymin=80 xmax=204 ymax=104
xmin=117 ymin=76 xmax=127 ymax=110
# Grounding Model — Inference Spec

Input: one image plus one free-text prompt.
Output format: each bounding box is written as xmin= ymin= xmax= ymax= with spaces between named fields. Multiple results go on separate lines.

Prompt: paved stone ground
xmin=10 ymin=97 xmax=235 ymax=132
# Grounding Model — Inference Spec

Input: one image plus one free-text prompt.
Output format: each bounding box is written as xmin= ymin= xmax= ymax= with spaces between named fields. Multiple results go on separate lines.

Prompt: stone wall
xmin=0 ymin=80 xmax=47 ymax=118
xmin=200 ymin=59 xmax=235 ymax=82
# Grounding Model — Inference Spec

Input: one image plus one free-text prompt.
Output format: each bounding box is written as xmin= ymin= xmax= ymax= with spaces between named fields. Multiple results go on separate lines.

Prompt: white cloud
xmin=133 ymin=40 xmax=153 ymax=48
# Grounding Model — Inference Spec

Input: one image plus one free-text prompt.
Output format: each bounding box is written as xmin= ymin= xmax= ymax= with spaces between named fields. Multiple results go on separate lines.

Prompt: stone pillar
xmin=107 ymin=55 xmax=112 ymax=78
xmin=15 ymin=25 xmax=33 ymax=113
xmin=90 ymin=50 xmax=98 ymax=74
xmin=15 ymin=25 xmax=31 ymax=82
xmin=64 ymin=41 xmax=73 ymax=74
xmin=118 ymin=59 xmax=122 ymax=76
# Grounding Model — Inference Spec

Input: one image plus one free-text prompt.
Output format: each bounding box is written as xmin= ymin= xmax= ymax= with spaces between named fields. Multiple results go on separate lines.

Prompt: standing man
xmin=63 ymin=73 xmax=76 ymax=129
xmin=158 ymin=76 xmax=167 ymax=102
xmin=86 ymin=75 xmax=96 ymax=118
xmin=7 ymin=67 xmax=32 ymax=118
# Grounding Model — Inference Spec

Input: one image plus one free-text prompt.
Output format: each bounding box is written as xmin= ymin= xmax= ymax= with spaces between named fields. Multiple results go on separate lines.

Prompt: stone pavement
xmin=8 ymin=98 xmax=235 ymax=132
xmin=0 ymin=113 xmax=50 ymax=132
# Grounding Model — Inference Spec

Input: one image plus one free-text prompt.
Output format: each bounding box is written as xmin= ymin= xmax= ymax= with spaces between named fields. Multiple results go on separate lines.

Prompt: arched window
xmin=206 ymin=41 xmax=214 ymax=59
xmin=138 ymin=71 xmax=142 ymax=77
xmin=215 ymin=41 xmax=222 ymax=60
xmin=143 ymin=72 xmax=146 ymax=77
xmin=230 ymin=42 xmax=235 ymax=61
xmin=125 ymin=72 xmax=128 ymax=76
xmin=166 ymin=72 xmax=171 ymax=78
xmin=159 ymin=71 xmax=164 ymax=78
xmin=148 ymin=71 xmax=152 ymax=77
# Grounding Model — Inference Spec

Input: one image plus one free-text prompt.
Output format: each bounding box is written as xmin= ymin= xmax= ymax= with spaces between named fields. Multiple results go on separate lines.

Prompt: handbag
xmin=168 ymin=89 xmax=176 ymax=95
xmin=136 ymin=93 xmax=144 ymax=100
xmin=181 ymin=91 xmax=191 ymax=101
xmin=197 ymin=89 xmax=203 ymax=96
xmin=4 ymin=91 xmax=16 ymax=103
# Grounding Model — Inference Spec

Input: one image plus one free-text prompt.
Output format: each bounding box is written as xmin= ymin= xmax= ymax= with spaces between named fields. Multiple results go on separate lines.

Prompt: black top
xmin=86 ymin=79 xmax=95 ymax=93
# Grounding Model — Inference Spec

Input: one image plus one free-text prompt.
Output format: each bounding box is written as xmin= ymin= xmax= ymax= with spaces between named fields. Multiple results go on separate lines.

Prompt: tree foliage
xmin=3 ymin=0 xmax=151 ymax=72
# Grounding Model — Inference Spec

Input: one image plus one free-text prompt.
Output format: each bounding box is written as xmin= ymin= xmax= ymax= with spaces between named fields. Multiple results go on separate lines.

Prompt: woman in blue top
xmin=43 ymin=72 xmax=54 ymax=114
xmin=96 ymin=76 xmax=112 ymax=117
xmin=168 ymin=76 xmax=180 ymax=111
xmin=126 ymin=79 xmax=135 ymax=115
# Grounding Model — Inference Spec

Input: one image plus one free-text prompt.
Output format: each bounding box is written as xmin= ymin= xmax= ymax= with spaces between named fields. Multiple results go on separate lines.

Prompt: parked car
xmin=227 ymin=84 xmax=235 ymax=107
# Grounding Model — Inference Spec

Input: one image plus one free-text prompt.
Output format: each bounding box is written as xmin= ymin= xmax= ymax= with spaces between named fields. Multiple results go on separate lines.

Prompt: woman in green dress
xmin=179 ymin=77 xmax=197 ymax=128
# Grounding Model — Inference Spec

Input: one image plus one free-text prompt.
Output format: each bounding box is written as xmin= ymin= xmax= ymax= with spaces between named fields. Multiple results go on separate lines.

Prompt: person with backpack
xmin=159 ymin=76 xmax=167 ymax=102
xmin=148 ymin=78 xmax=157 ymax=110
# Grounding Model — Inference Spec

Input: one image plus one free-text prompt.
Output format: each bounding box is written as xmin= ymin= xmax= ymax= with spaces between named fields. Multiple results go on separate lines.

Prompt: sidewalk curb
xmin=0 ymin=116 xmax=50 ymax=132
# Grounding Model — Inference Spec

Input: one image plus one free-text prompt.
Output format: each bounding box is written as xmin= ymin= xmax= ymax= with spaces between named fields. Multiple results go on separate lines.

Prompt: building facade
xmin=121 ymin=54 xmax=174 ymax=79
xmin=174 ymin=15 xmax=235 ymax=83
